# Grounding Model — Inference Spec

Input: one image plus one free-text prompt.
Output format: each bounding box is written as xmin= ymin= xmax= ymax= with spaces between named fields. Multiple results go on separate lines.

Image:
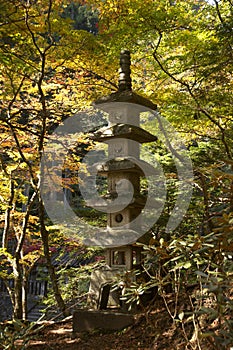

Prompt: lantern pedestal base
xmin=72 ymin=309 xmax=134 ymax=333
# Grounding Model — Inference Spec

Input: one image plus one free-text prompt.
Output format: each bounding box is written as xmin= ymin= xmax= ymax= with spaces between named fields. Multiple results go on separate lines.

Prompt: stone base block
xmin=73 ymin=309 xmax=134 ymax=333
xmin=88 ymin=267 xmax=125 ymax=309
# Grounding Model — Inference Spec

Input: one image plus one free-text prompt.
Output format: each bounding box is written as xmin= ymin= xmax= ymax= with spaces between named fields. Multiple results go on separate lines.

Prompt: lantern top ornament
xmin=94 ymin=49 xmax=157 ymax=111
xmin=118 ymin=50 xmax=132 ymax=92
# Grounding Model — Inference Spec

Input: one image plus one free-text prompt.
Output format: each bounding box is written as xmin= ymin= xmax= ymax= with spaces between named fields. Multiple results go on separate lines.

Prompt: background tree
xmin=0 ymin=0 xmax=110 ymax=320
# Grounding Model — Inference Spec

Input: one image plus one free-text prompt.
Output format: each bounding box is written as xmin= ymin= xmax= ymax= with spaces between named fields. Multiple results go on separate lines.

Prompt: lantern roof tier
xmin=85 ymin=194 xmax=160 ymax=211
xmin=94 ymin=90 xmax=157 ymax=111
xmin=90 ymin=123 xmax=157 ymax=143
xmin=91 ymin=158 xmax=158 ymax=176
xmin=84 ymin=228 xmax=146 ymax=247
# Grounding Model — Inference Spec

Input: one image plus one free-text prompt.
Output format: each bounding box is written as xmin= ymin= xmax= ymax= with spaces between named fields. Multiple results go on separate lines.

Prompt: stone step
xmin=27 ymin=305 xmax=45 ymax=322
xmin=73 ymin=309 xmax=134 ymax=333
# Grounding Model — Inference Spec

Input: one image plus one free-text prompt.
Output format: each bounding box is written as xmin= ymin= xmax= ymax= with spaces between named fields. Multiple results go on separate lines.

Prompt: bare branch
xmin=15 ymin=190 xmax=37 ymax=255
xmin=151 ymin=47 xmax=232 ymax=158
xmin=213 ymin=0 xmax=224 ymax=24
xmin=84 ymin=68 xmax=118 ymax=90
xmin=5 ymin=118 xmax=38 ymax=187
xmin=24 ymin=7 xmax=43 ymax=56
xmin=8 ymin=76 xmax=26 ymax=110
xmin=2 ymin=177 xmax=15 ymax=249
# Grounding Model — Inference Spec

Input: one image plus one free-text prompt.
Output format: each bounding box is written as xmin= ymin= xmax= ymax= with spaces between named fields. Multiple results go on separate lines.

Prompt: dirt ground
xmin=18 ymin=312 xmax=182 ymax=350
xmin=12 ymin=298 xmax=206 ymax=350
xmin=2 ymin=294 xmax=219 ymax=350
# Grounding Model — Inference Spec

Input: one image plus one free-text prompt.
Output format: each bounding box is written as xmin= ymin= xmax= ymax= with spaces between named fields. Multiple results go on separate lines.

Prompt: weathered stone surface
xmin=88 ymin=267 xmax=125 ymax=308
xmin=94 ymin=90 xmax=157 ymax=111
xmin=92 ymin=158 xmax=157 ymax=176
xmin=118 ymin=50 xmax=132 ymax=92
xmin=85 ymin=196 xmax=143 ymax=211
xmin=73 ymin=309 xmax=134 ymax=332
xmin=84 ymin=228 xmax=143 ymax=247
xmin=90 ymin=123 xmax=157 ymax=143
xmin=85 ymin=193 xmax=160 ymax=211
xmin=109 ymin=137 xmax=140 ymax=158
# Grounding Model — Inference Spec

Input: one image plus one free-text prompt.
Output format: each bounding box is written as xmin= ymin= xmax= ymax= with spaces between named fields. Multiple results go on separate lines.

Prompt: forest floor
xmin=12 ymin=295 xmax=215 ymax=350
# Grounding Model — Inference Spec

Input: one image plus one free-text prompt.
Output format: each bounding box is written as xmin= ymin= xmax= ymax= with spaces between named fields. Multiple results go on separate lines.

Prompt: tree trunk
xmin=22 ymin=268 xmax=28 ymax=320
xmin=12 ymin=257 xmax=23 ymax=320
xmin=38 ymin=198 xmax=68 ymax=316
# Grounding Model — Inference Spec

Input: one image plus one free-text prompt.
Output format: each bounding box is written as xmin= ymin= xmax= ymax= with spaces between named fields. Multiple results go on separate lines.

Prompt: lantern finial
xmin=118 ymin=50 xmax=132 ymax=91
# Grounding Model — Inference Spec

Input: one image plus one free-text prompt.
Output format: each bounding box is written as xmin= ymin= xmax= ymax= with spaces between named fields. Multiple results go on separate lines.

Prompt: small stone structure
xmin=73 ymin=309 xmax=134 ymax=332
xmin=73 ymin=50 xmax=157 ymax=332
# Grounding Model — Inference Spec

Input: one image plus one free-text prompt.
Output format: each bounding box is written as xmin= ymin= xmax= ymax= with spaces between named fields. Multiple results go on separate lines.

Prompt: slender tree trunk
xmin=2 ymin=178 xmax=14 ymax=249
xmin=22 ymin=267 xmax=28 ymax=320
xmin=12 ymin=257 xmax=23 ymax=320
xmin=38 ymin=197 xmax=68 ymax=316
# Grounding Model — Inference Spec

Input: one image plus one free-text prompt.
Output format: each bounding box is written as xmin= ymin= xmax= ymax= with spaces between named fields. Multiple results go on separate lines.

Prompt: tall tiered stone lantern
xmin=86 ymin=50 xmax=158 ymax=311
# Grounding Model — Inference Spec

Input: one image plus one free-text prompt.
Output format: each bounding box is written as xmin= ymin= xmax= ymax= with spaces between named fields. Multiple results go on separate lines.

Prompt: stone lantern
xmin=86 ymin=50 xmax=158 ymax=310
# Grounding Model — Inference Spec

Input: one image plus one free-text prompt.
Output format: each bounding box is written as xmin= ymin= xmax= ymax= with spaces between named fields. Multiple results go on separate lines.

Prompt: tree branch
xmin=2 ymin=177 xmax=15 ymax=249
xmin=151 ymin=46 xmax=232 ymax=159
xmin=214 ymin=0 xmax=224 ymax=24
xmin=15 ymin=190 xmax=38 ymax=255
